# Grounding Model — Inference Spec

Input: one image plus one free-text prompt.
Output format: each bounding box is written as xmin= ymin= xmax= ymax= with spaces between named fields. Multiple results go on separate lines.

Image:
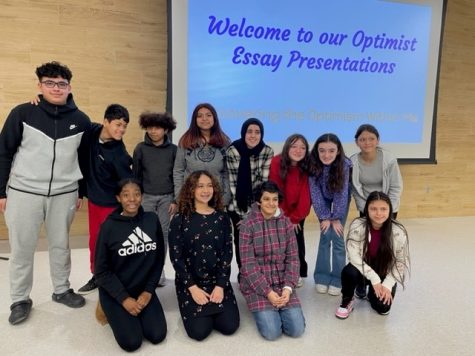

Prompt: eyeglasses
xmin=40 ymin=80 xmax=69 ymax=89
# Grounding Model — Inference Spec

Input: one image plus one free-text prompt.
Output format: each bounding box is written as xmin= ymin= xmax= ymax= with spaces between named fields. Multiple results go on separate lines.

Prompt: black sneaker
xmin=355 ymin=284 xmax=367 ymax=299
xmin=9 ymin=299 xmax=33 ymax=325
xmin=78 ymin=277 xmax=97 ymax=295
xmin=52 ymin=289 xmax=85 ymax=308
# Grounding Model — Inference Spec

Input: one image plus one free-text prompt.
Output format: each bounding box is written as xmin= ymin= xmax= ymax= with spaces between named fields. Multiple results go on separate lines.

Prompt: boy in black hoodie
xmin=133 ymin=112 xmax=177 ymax=286
xmin=78 ymin=104 xmax=133 ymax=294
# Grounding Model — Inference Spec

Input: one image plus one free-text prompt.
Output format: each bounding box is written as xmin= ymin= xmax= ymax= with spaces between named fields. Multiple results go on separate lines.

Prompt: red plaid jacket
xmin=239 ymin=203 xmax=301 ymax=312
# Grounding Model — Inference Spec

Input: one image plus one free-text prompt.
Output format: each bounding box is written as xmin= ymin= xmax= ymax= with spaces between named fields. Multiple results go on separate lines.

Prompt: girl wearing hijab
xmin=226 ymin=118 xmax=274 ymax=268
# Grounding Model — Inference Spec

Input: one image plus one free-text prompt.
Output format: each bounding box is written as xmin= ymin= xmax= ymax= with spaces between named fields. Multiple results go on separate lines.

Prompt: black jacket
xmin=82 ymin=123 xmax=133 ymax=206
xmin=94 ymin=207 xmax=165 ymax=303
xmin=0 ymin=94 xmax=91 ymax=198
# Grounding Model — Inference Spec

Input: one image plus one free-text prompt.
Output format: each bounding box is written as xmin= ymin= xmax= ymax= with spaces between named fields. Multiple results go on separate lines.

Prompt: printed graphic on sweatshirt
xmin=118 ymin=226 xmax=157 ymax=256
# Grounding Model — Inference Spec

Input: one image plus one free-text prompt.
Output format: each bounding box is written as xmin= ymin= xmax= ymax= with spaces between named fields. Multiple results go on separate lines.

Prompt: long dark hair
xmin=177 ymin=170 xmax=224 ymax=217
xmin=349 ymin=191 xmax=410 ymax=287
xmin=178 ymin=103 xmax=230 ymax=149
xmin=279 ymin=134 xmax=309 ymax=182
xmin=309 ymin=133 xmax=347 ymax=192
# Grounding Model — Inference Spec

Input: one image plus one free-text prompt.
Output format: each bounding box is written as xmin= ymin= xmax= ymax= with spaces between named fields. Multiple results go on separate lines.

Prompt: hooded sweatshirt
xmin=81 ymin=123 xmax=132 ymax=206
xmin=0 ymin=94 xmax=91 ymax=198
xmin=94 ymin=206 xmax=165 ymax=304
xmin=133 ymin=133 xmax=177 ymax=195
xmin=239 ymin=202 xmax=301 ymax=312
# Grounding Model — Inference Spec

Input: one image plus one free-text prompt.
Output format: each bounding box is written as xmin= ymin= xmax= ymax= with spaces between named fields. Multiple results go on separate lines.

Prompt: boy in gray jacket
xmin=0 ymin=61 xmax=90 ymax=325
xmin=133 ymin=112 xmax=177 ymax=285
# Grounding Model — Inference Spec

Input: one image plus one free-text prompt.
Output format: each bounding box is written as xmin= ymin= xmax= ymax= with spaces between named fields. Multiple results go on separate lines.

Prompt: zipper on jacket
xmin=47 ymin=107 xmax=58 ymax=196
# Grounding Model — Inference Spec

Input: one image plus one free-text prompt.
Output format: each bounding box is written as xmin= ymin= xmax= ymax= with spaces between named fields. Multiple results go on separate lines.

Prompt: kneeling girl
xmin=169 ymin=170 xmax=240 ymax=341
xmin=335 ymin=191 xmax=410 ymax=319
xmin=94 ymin=178 xmax=167 ymax=352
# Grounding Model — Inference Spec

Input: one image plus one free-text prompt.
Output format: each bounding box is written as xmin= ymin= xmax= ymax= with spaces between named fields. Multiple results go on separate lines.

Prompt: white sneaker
xmin=328 ymin=286 xmax=341 ymax=296
xmin=296 ymin=277 xmax=304 ymax=288
xmin=315 ymin=284 xmax=328 ymax=294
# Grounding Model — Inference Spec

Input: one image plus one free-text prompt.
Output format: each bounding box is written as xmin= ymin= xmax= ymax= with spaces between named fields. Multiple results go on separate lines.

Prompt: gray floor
xmin=1 ymin=216 xmax=474 ymax=355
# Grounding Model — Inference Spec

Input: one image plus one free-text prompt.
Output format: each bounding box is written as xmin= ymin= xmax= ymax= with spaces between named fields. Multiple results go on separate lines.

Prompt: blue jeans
xmin=252 ymin=307 xmax=305 ymax=341
xmin=313 ymin=199 xmax=349 ymax=288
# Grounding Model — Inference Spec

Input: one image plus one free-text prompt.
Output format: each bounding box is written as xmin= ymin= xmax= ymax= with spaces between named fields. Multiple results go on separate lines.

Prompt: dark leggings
xmin=183 ymin=303 xmax=240 ymax=341
xmin=341 ymin=263 xmax=396 ymax=315
xmin=295 ymin=219 xmax=307 ymax=277
xmin=99 ymin=289 xmax=167 ymax=352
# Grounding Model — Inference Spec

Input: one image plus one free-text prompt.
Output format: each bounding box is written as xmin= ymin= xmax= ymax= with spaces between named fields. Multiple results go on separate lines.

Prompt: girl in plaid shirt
xmin=226 ymin=118 xmax=274 ymax=268
xmin=239 ymin=181 xmax=305 ymax=341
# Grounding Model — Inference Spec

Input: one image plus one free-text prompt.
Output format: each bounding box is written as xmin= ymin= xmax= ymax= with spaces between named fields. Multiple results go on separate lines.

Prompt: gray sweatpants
xmin=5 ymin=189 xmax=78 ymax=303
xmin=141 ymin=193 xmax=173 ymax=257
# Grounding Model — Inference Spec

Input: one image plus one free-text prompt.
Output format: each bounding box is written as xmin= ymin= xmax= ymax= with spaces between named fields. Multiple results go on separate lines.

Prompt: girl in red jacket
xmin=269 ymin=134 xmax=311 ymax=287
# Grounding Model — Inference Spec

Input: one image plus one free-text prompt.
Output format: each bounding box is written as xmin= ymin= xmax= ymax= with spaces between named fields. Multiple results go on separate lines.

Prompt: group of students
xmin=0 ymin=61 xmax=410 ymax=352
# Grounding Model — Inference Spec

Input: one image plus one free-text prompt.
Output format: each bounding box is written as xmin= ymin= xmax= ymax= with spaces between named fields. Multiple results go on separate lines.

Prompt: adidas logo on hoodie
xmin=118 ymin=227 xmax=157 ymax=256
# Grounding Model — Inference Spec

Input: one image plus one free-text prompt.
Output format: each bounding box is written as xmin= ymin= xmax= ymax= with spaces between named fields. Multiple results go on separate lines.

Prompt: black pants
xmin=183 ymin=302 xmax=240 ymax=341
xmin=295 ymin=219 xmax=307 ymax=277
xmin=100 ymin=289 xmax=167 ymax=352
xmin=229 ymin=210 xmax=243 ymax=269
xmin=341 ymin=263 xmax=396 ymax=315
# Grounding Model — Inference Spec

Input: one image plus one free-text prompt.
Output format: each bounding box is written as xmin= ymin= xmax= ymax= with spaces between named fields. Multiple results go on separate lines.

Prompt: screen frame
xmin=167 ymin=0 xmax=448 ymax=164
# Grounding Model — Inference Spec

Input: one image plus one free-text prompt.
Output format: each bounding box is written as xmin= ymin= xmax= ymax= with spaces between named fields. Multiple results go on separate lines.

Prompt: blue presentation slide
xmin=187 ymin=0 xmax=433 ymax=145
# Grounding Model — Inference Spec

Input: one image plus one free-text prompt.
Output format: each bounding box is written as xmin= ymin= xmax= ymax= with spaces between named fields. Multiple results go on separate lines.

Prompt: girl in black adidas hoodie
xmin=94 ymin=178 xmax=167 ymax=352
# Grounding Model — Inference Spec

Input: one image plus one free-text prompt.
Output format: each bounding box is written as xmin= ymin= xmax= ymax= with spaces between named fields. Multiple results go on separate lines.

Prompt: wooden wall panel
xmin=0 ymin=0 xmax=474 ymax=240
xmin=0 ymin=0 xmax=168 ymax=239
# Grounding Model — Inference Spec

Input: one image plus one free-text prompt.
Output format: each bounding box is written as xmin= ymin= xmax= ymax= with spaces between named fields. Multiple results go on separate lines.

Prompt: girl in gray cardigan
xmin=350 ymin=124 xmax=403 ymax=217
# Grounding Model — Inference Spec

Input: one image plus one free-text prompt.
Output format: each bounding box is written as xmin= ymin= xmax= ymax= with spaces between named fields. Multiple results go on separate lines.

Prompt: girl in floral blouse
xmin=168 ymin=170 xmax=239 ymax=341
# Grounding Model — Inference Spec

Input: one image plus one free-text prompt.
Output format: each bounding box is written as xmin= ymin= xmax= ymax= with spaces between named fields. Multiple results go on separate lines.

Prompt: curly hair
xmin=139 ymin=112 xmax=177 ymax=131
xmin=35 ymin=61 xmax=72 ymax=82
xmin=177 ymin=170 xmax=224 ymax=217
